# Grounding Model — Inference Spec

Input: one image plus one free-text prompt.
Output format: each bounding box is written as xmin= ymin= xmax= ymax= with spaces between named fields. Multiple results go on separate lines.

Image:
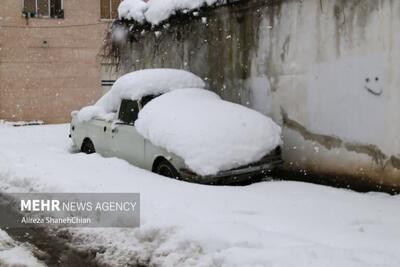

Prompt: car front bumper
xmin=179 ymin=156 xmax=283 ymax=185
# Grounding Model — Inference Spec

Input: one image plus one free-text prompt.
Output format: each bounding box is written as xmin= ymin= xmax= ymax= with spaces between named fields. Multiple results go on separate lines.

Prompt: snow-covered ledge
xmin=117 ymin=0 xmax=241 ymax=26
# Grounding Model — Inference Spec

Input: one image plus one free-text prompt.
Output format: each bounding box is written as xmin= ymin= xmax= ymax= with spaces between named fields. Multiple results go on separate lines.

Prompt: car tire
xmin=154 ymin=159 xmax=180 ymax=179
xmin=81 ymin=138 xmax=96 ymax=154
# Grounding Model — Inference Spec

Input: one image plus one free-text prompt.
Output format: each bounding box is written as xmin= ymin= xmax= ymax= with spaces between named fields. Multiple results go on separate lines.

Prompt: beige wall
xmin=0 ymin=0 xmax=109 ymax=123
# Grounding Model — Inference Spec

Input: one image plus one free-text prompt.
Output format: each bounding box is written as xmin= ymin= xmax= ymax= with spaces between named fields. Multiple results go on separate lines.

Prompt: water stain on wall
xmin=281 ymin=107 xmax=388 ymax=166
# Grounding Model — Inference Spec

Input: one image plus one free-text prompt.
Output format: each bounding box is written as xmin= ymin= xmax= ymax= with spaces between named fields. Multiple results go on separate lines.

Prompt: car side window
xmin=118 ymin=99 xmax=139 ymax=125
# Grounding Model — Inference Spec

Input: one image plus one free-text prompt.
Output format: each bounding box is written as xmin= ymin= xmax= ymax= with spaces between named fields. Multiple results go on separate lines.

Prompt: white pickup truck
xmin=70 ymin=69 xmax=282 ymax=184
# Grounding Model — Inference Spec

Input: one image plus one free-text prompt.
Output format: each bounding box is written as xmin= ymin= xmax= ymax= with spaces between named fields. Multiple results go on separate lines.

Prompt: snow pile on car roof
xmin=118 ymin=0 xmax=223 ymax=25
xmin=77 ymin=69 xmax=205 ymax=122
xmin=135 ymin=88 xmax=282 ymax=176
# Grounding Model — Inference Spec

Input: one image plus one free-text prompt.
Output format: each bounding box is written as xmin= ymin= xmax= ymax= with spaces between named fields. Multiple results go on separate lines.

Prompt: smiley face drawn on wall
xmin=308 ymin=54 xmax=385 ymax=145
xmin=365 ymin=76 xmax=383 ymax=96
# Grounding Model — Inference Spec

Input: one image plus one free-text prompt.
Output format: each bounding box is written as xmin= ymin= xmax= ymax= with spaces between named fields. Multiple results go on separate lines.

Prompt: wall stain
xmin=281 ymin=107 xmax=388 ymax=166
xmin=280 ymin=35 xmax=290 ymax=62
xmin=343 ymin=143 xmax=387 ymax=166
xmin=281 ymin=107 xmax=342 ymax=149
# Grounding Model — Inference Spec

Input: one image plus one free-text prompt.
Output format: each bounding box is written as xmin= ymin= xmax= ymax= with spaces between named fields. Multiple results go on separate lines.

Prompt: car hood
xmin=135 ymin=88 xmax=282 ymax=176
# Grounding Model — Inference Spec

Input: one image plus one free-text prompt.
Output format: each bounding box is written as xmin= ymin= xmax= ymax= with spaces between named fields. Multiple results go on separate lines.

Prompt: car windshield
xmin=140 ymin=94 xmax=160 ymax=107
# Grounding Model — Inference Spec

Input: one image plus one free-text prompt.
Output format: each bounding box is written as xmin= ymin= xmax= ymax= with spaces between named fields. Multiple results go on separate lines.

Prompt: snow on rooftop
xmin=77 ymin=68 xmax=205 ymax=122
xmin=135 ymin=88 xmax=282 ymax=175
xmin=118 ymin=0 xmax=223 ymax=25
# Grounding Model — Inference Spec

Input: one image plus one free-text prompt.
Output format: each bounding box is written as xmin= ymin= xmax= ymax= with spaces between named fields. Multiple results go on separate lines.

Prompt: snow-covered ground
xmin=0 ymin=124 xmax=400 ymax=266
xmin=0 ymin=229 xmax=45 ymax=267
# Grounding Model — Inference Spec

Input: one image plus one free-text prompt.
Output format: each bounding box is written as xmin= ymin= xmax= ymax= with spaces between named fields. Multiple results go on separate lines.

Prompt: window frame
xmin=100 ymin=0 xmax=122 ymax=20
xmin=118 ymin=99 xmax=140 ymax=125
xmin=22 ymin=0 xmax=64 ymax=19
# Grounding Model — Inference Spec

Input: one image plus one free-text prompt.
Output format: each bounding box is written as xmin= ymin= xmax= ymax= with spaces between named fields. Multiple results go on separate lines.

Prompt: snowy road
xmin=0 ymin=194 xmax=101 ymax=266
xmin=1 ymin=225 xmax=98 ymax=267
xmin=0 ymin=228 xmax=45 ymax=267
xmin=0 ymin=124 xmax=400 ymax=266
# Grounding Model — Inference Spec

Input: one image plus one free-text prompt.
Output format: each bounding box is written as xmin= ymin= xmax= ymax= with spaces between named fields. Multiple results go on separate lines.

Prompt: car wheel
xmin=154 ymin=159 xmax=180 ymax=179
xmin=81 ymin=138 xmax=96 ymax=154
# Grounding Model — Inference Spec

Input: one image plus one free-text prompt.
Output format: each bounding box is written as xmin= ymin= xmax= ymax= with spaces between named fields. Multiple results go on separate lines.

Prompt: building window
xmin=101 ymin=0 xmax=122 ymax=19
xmin=23 ymin=0 xmax=64 ymax=19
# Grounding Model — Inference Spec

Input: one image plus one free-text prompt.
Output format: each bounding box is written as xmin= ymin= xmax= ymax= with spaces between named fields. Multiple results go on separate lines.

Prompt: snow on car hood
xmin=135 ymin=88 xmax=282 ymax=176
xmin=77 ymin=69 xmax=205 ymax=121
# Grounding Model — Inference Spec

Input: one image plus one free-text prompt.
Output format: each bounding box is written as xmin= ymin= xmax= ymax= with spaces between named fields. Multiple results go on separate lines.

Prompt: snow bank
xmin=118 ymin=0 xmax=222 ymax=25
xmin=135 ymin=88 xmax=282 ymax=175
xmin=77 ymin=69 xmax=205 ymax=122
xmin=0 ymin=125 xmax=400 ymax=266
xmin=0 ymin=230 xmax=45 ymax=267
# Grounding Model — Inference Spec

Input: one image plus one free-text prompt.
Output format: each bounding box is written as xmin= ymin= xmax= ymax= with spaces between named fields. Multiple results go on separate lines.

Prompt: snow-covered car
xmin=70 ymin=69 xmax=282 ymax=184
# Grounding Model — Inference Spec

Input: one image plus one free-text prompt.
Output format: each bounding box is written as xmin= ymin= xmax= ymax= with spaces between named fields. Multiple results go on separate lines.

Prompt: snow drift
xmin=118 ymin=0 xmax=224 ymax=25
xmin=135 ymin=88 xmax=282 ymax=175
xmin=77 ymin=69 xmax=205 ymax=122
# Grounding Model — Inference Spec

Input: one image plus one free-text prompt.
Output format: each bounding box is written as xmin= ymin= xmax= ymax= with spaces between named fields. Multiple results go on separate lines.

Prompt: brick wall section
xmin=0 ymin=0 xmax=109 ymax=123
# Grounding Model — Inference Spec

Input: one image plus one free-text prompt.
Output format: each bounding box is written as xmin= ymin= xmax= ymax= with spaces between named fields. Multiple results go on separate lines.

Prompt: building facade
xmin=0 ymin=0 xmax=121 ymax=123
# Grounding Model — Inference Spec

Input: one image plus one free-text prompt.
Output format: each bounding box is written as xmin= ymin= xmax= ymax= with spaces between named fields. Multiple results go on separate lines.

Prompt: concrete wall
xmin=0 ymin=0 xmax=108 ymax=123
xmin=114 ymin=0 xmax=400 ymax=189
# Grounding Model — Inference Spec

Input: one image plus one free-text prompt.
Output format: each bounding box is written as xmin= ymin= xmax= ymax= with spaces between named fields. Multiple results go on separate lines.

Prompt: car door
xmin=109 ymin=99 xmax=146 ymax=168
xmin=88 ymin=119 xmax=113 ymax=157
